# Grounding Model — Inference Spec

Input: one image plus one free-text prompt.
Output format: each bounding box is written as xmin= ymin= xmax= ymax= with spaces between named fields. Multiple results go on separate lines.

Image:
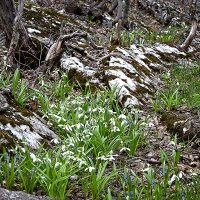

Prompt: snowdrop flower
xmin=98 ymin=107 xmax=104 ymax=113
xmin=118 ymin=114 xmax=126 ymax=119
xmin=112 ymin=126 xmax=120 ymax=132
xmin=51 ymin=138 xmax=59 ymax=144
xmin=96 ymin=155 xmax=107 ymax=161
xmin=85 ymin=166 xmax=95 ymax=172
xmin=120 ymin=147 xmax=130 ymax=153
xmin=142 ymin=165 xmax=152 ymax=173
xmin=107 ymin=151 xmax=118 ymax=161
xmin=55 ymin=162 xmax=61 ymax=168
xmin=30 ymin=153 xmax=41 ymax=162
xmin=178 ymin=171 xmax=184 ymax=179
xmin=78 ymin=113 xmax=84 ymax=118
xmin=168 ymin=141 xmax=176 ymax=146
xmin=168 ymin=174 xmax=177 ymax=185
xmin=108 ymin=154 xmax=116 ymax=161
xmin=110 ymin=118 xmax=115 ymax=125
xmin=76 ymin=158 xmax=86 ymax=168
xmin=77 ymin=107 xmax=83 ymax=112
xmin=75 ymin=123 xmax=84 ymax=129
xmin=64 ymin=124 xmax=72 ymax=132
xmin=62 ymin=151 xmax=74 ymax=156
xmin=191 ymin=173 xmax=197 ymax=176
xmin=53 ymin=114 xmax=62 ymax=122
xmin=21 ymin=147 xmax=26 ymax=153
xmin=61 ymin=145 xmax=66 ymax=151
xmin=50 ymin=103 xmax=56 ymax=108
xmin=43 ymin=157 xmax=51 ymax=163
xmin=67 ymin=142 xmax=74 ymax=147
xmin=109 ymin=109 xmax=115 ymax=114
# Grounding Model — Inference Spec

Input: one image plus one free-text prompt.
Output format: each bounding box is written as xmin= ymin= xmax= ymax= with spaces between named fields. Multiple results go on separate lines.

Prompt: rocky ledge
xmin=0 ymin=89 xmax=59 ymax=151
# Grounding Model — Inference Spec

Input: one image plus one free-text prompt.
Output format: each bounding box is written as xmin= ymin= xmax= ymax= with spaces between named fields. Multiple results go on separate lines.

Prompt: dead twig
xmin=132 ymin=156 xmax=161 ymax=165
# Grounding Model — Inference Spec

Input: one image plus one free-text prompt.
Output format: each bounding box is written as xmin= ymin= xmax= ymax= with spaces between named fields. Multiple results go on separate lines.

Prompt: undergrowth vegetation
xmin=0 ymin=67 xmax=199 ymax=199
xmin=153 ymin=61 xmax=200 ymax=112
xmin=108 ymin=24 xmax=186 ymax=47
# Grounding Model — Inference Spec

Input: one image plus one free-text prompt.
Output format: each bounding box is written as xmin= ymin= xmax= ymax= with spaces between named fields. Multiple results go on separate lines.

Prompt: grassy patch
xmin=153 ymin=62 xmax=200 ymax=112
xmin=109 ymin=24 xmax=186 ymax=47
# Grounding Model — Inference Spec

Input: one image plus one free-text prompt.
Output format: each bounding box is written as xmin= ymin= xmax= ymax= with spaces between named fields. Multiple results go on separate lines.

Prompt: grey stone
xmin=0 ymin=90 xmax=59 ymax=151
xmin=0 ymin=187 xmax=54 ymax=200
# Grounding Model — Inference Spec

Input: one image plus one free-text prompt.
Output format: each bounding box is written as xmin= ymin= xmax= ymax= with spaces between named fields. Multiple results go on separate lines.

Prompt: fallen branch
xmin=179 ymin=19 xmax=198 ymax=51
xmin=132 ymin=156 xmax=161 ymax=165
xmin=67 ymin=43 xmax=129 ymax=65
xmin=66 ymin=43 xmax=97 ymax=61
xmin=45 ymin=31 xmax=87 ymax=62
xmin=97 ymin=52 xmax=129 ymax=63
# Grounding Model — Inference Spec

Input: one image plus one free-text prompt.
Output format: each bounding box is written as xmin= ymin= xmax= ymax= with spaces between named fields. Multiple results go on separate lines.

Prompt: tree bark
xmin=122 ymin=0 xmax=130 ymax=29
xmin=115 ymin=0 xmax=123 ymax=22
xmin=0 ymin=0 xmax=16 ymax=47
xmin=108 ymin=0 xmax=118 ymax=14
xmin=0 ymin=0 xmax=39 ymax=68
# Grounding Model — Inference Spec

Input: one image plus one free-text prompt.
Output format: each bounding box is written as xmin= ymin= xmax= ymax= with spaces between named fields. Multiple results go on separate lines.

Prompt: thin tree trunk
xmin=122 ymin=0 xmax=130 ymax=28
xmin=0 ymin=0 xmax=16 ymax=47
xmin=115 ymin=0 xmax=123 ymax=22
xmin=0 ymin=0 xmax=39 ymax=67
xmin=7 ymin=0 xmax=24 ymax=65
xmin=108 ymin=0 xmax=118 ymax=14
xmin=96 ymin=0 xmax=109 ymax=9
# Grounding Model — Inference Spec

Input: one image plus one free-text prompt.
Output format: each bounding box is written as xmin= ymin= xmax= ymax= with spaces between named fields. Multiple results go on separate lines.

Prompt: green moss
xmin=145 ymin=53 xmax=161 ymax=64
xmin=131 ymin=60 xmax=151 ymax=75
xmin=23 ymin=3 xmax=92 ymax=40
xmin=0 ymin=113 xmax=33 ymax=131
xmin=0 ymin=129 xmax=15 ymax=152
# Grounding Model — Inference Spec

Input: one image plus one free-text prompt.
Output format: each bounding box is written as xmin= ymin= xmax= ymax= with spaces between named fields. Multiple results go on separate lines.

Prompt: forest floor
xmin=0 ymin=1 xmax=200 ymax=200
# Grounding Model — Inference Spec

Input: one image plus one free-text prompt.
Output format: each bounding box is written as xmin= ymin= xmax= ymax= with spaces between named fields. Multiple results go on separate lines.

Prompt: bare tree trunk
xmin=0 ymin=0 xmax=39 ymax=68
xmin=64 ymin=0 xmax=79 ymax=14
xmin=7 ymin=0 xmax=24 ymax=65
xmin=108 ymin=0 xmax=118 ymax=14
xmin=122 ymin=0 xmax=130 ymax=29
xmin=115 ymin=0 xmax=123 ymax=22
xmin=96 ymin=0 xmax=109 ymax=9
xmin=0 ymin=0 xmax=16 ymax=47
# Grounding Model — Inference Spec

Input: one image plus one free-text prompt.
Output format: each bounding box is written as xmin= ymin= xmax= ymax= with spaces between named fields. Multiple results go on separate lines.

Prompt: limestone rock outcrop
xmin=0 ymin=187 xmax=54 ymax=200
xmin=0 ymin=89 xmax=59 ymax=151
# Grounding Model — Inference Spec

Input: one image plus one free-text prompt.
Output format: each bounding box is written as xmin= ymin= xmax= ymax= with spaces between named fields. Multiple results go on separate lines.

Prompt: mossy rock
xmin=0 ymin=90 xmax=59 ymax=151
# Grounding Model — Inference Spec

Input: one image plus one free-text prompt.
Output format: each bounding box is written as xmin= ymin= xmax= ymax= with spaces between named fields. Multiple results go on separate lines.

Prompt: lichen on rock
xmin=60 ymin=43 xmax=188 ymax=108
xmin=0 ymin=90 xmax=59 ymax=151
